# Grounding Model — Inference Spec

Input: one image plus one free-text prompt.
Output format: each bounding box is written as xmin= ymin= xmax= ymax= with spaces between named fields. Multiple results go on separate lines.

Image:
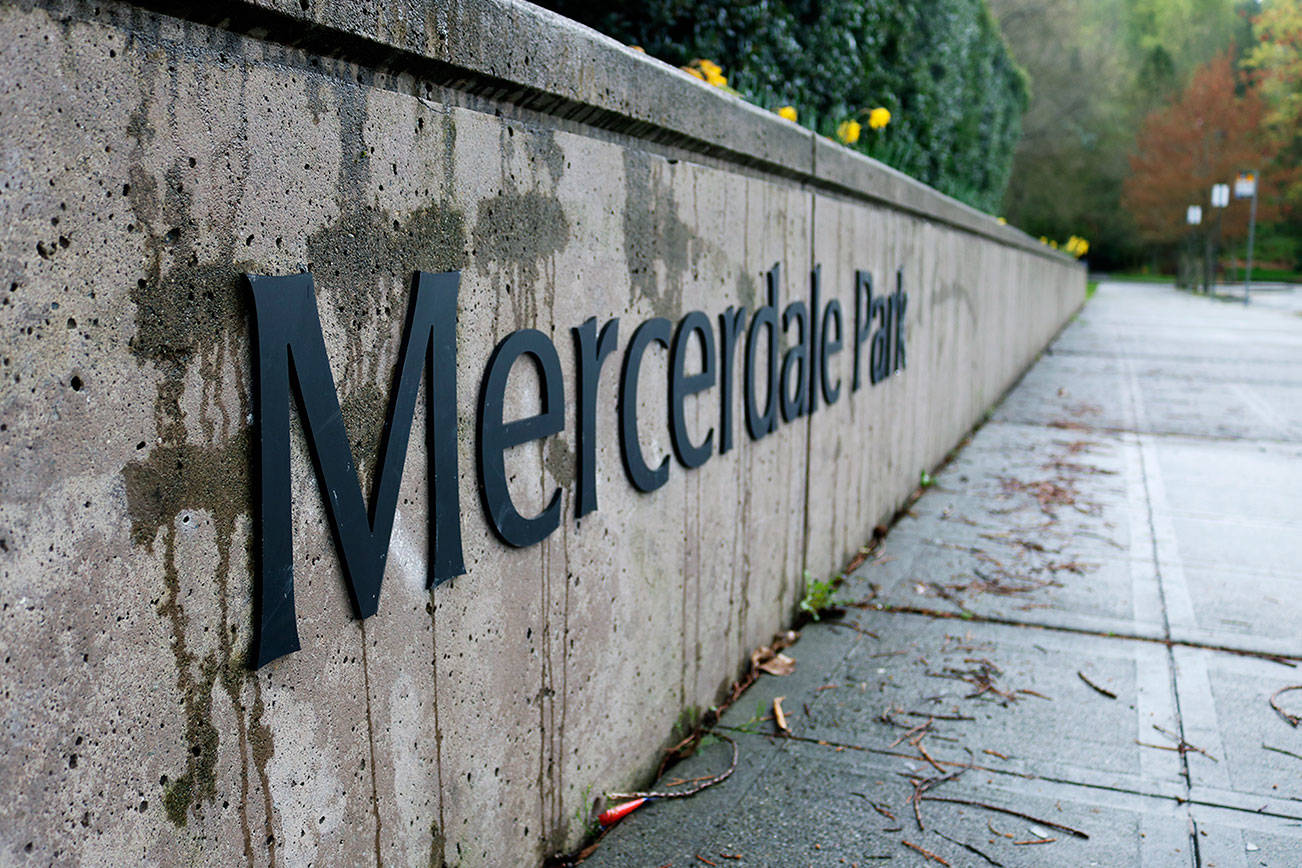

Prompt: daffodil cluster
xmin=1039 ymin=235 xmax=1089 ymax=258
xmin=682 ymin=58 xmax=727 ymax=88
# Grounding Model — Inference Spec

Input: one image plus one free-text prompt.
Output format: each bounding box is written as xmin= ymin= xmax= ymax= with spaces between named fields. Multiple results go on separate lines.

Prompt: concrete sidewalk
xmin=581 ymin=281 xmax=1302 ymax=867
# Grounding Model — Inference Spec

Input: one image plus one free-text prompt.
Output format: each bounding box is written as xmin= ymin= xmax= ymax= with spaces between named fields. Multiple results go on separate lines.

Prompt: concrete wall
xmin=0 ymin=0 xmax=1084 ymax=864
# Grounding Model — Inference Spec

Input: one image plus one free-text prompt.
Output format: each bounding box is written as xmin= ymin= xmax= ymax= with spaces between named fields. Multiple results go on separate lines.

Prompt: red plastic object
xmin=597 ymin=798 xmax=648 ymax=827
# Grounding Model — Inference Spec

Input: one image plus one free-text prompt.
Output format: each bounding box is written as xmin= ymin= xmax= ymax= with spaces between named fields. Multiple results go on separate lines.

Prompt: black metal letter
xmin=717 ymin=306 xmax=747 ymax=454
xmin=619 ymin=317 xmax=672 ymax=492
xmin=807 ymin=265 xmax=821 ymax=415
xmin=572 ymin=317 xmax=619 ymax=518
xmin=670 ymin=310 xmax=717 ymax=469
xmin=744 ymin=264 xmax=780 ymax=439
xmin=779 ymin=299 xmax=809 ymax=422
xmin=852 ymin=269 xmax=872 ymax=391
xmin=894 ymin=268 xmax=908 ymax=373
xmin=247 ymin=270 xmax=463 ymax=668
xmin=820 ymin=297 xmax=843 ymax=405
xmin=870 ymin=293 xmax=889 ymax=384
xmin=477 ymin=329 xmax=565 ymax=547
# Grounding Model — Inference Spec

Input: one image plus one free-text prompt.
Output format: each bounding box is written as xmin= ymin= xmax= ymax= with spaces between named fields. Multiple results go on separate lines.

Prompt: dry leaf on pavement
xmin=773 ymin=697 xmax=789 ymax=733
xmin=758 ymin=653 xmax=796 ymax=676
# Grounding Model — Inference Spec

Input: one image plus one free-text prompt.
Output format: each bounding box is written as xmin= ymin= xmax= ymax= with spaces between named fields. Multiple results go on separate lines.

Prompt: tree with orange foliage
xmin=1122 ymin=51 xmax=1278 ymax=246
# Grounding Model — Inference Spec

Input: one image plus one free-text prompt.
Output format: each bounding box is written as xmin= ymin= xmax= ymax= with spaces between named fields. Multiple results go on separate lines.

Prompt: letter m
xmin=247 ymin=271 xmax=464 ymax=667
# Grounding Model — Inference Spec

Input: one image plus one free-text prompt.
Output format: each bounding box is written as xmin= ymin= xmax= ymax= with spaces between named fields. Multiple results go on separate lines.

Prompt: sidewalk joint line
xmin=865 ymin=606 xmax=1299 ymax=665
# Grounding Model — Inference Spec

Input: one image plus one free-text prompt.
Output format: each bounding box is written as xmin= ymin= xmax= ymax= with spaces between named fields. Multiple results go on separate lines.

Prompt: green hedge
xmin=543 ymin=0 xmax=1027 ymax=214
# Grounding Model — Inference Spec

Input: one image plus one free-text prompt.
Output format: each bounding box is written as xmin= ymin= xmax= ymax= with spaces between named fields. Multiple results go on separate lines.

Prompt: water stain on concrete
xmin=622 ymin=150 xmax=695 ymax=321
xmin=543 ymin=435 xmax=575 ymax=491
xmin=471 ymin=190 xmax=568 ymax=327
xmin=306 ymin=201 xmax=468 ymax=389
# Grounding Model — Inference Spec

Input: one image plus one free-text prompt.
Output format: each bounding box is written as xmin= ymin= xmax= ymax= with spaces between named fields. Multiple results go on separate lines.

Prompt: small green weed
xmin=800 ymin=570 xmax=843 ymax=620
xmin=919 ymin=469 xmax=936 ymax=489
xmin=574 ymin=783 xmax=599 ymax=836
xmin=735 ymin=699 xmax=769 ymax=733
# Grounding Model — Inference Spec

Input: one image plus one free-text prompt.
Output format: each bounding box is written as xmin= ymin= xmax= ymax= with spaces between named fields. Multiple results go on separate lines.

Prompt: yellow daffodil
xmin=868 ymin=107 xmax=891 ymax=130
xmin=777 ymin=105 xmax=798 ymax=122
xmin=836 ymin=119 xmax=861 ymax=144
xmin=996 ymin=216 xmax=1007 ymax=225
xmin=629 ymin=45 xmax=645 ymax=53
xmin=1039 ymin=236 xmax=1048 ymax=244
xmin=1074 ymin=239 xmax=1089 ymax=258
xmin=682 ymin=59 xmax=727 ymax=88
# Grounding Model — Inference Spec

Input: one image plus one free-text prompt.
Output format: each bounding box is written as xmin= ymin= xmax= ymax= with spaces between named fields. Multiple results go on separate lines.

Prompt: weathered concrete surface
xmin=0 ymin=1 xmax=1082 ymax=864
xmin=587 ymin=282 xmax=1302 ymax=867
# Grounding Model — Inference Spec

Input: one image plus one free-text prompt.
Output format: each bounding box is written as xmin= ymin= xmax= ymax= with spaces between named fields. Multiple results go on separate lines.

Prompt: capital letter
xmin=247 ymin=270 xmax=463 ymax=667
xmin=853 ymin=269 xmax=872 ymax=391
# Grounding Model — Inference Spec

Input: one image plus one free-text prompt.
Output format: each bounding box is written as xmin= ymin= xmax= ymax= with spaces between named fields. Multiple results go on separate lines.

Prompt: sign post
xmin=1184 ymin=205 xmax=1203 ymax=290
xmin=1234 ymin=172 xmax=1258 ymax=305
xmin=1207 ymin=184 xmax=1230 ymax=295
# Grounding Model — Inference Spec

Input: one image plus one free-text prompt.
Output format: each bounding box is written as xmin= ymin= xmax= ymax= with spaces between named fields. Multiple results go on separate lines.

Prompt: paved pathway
xmin=583 ymin=281 xmax=1302 ymax=867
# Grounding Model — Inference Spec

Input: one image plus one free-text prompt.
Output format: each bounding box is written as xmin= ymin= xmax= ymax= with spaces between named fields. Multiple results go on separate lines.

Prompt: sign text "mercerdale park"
xmin=247 ymin=262 xmax=908 ymax=666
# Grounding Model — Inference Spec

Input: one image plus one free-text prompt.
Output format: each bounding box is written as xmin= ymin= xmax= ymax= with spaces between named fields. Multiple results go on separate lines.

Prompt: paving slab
xmin=585 ymin=282 xmax=1302 ymax=866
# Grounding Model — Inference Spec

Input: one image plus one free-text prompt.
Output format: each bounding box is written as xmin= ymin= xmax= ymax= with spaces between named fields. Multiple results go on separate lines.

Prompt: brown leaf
xmin=758 ymin=653 xmax=796 ymax=676
xmin=773 ymin=697 xmax=789 ymax=733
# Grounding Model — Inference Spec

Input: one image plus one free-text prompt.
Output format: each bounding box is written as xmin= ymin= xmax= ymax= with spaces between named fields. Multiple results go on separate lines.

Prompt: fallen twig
xmin=901 ymin=839 xmax=950 ymax=866
xmin=1270 ymin=685 xmax=1302 ymax=728
xmin=1077 ymin=671 xmax=1117 ymax=699
xmin=826 ymin=621 xmax=880 ymax=639
xmin=1263 ymin=744 xmax=1302 ymax=762
xmin=903 ymin=766 xmax=968 ymax=830
xmin=933 ymin=830 xmax=1004 ymax=866
xmin=903 ymin=710 xmax=974 ymax=721
xmin=916 ymin=742 xmax=947 ymax=775
xmin=890 ymin=718 xmax=933 ymax=747
xmin=1013 ymin=838 xmax=1056 ymax=845
xmin=987 ymin=820 xmax=1012 ymax=839
xmin=608 ymin=734 xmax=739 ymax=800
xmin=1151 ymin=725 xmax=1217 ymax=762
xmin=918 ymin=796 xmax=1088 ymax=839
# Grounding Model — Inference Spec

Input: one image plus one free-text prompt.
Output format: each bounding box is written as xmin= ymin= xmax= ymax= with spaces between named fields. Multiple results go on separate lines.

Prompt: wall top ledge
xmin=133 ymin=0 xmax=1077 ymax=264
